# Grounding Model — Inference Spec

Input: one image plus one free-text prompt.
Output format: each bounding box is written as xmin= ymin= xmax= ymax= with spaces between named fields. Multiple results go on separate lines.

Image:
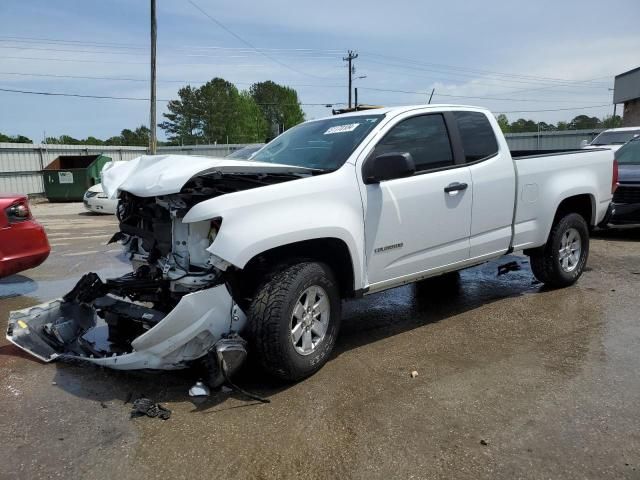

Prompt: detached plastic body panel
xmin=6 ymin=283 xmax=245 ymax=370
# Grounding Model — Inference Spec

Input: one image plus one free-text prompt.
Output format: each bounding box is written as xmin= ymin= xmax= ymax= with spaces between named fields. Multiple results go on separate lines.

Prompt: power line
xmin=0 ymin=45 xmax=344 ymax=62
xmin=0 ymin=86 xmax=165 ymax=101
xmin=0 ymin=72 xmax=610 ymax=106
xmin=494 ymin=104 xmax=611 ymax=114
xmin=0 ymin=71 xmax=347 ymax=88
xmin=0 ymin=34 xmax=612 ymax=91
xmin=0 ymin=36 xmax=609 ymax=87
xmin=360 ymin=51 xmax=610 ymax=87
xmin=0 ymin=85 xmax=340 ymax=106
xmin=359 ymin=86 xmax=609 ymax=103
xmin=0 ymin=55 xmax=269 ymax=67
xmin=361 ymin=58 xmax=609 ymax=90
xmin=492 ymin=76 xmax=614 ymax=96
xmin=354 ymin=60 xmax=610 ymax=93
xmin=0 ymin=36 xmax=345 ymax=54
xmin=187 ymin=0 xmax=324 ymax=79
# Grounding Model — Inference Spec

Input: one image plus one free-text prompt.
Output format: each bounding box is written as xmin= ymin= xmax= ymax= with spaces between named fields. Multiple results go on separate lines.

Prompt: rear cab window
xmin=372 ymin=114 xmax=454 ymax=172
xmin=453 ymin=111 xmax=499 ymax=163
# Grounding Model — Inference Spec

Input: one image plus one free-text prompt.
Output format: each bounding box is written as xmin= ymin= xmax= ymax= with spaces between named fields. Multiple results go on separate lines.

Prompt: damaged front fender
xmin=6 ymin=281 xmax=246 ymax=370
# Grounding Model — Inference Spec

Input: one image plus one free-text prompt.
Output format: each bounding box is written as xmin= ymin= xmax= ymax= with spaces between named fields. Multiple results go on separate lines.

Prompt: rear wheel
xmin=248 ymin=262 xmax=341 ymax=381
xmin=529 ymin=212 xmax=589 ymax=288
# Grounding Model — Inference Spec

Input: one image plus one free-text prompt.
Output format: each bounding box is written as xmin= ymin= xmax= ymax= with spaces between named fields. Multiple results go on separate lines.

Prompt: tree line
xmin=495 ymin=113 xmax=622 ymax=133
xmin=0 ymin=126 xmax=152 ymax=146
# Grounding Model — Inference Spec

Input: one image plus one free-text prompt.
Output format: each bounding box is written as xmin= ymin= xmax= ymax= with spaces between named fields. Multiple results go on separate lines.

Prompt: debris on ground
xmin=410 ymin=370 xmax=419 ymax=378
xmin=480 ymin=439 xmax=488 ymax=446
xmin=130 ymin=397 xmax=171 ymax=420
xmin=189 ymin=380 xmax=210 ymax=397
xmin=497 ymin=261 xmax=521 ymax=276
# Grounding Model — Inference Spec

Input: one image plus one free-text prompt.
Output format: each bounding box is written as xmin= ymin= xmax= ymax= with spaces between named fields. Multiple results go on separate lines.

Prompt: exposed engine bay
xmin=6 ymin=164 xmax=309 ymax=383
xmin=115 ymin=170 xmax=306 ymax=297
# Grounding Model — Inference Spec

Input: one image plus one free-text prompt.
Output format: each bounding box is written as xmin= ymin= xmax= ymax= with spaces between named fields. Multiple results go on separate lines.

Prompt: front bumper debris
xmin=6 ymin=273 xmax=247 ymax=371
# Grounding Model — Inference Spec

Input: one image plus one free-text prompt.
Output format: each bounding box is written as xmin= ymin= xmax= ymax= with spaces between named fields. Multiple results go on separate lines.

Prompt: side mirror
xmin=580 ymin=139 xmax=589 ymax=148
xmin=363 ymin=152 xmax=415 ymax=184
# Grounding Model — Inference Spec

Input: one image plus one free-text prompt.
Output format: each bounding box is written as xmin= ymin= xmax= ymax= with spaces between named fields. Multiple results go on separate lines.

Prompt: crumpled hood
xmin=102 ymin=154 xmax=311 ymax=198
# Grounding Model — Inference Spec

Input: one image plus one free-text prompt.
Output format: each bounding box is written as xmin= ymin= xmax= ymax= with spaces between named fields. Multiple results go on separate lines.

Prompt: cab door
xmin=360 ymin=112 xmax=472 ymax=289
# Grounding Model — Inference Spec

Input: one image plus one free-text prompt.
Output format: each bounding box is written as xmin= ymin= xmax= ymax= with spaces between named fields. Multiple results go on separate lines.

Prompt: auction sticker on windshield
xmin=324 ymin=123 xmax=360 ymax=135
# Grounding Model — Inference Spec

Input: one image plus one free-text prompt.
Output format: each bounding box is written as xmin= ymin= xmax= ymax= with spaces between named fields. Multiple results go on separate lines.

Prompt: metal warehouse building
xmin=614 ymin=66 xmax=640 ymax=127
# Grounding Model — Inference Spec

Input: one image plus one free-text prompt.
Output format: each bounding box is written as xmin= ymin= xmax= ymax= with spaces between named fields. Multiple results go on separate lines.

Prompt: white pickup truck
xmin=7 ymin=105 xmax=617 ymax=385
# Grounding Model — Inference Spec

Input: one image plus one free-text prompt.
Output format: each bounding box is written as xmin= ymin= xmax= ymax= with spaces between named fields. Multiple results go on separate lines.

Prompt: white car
xmin=83 ymin=183 xmax=117 ymax=214
xmin=582 ymin=127 xmax=640 ymax=152
xmin=8 ymin=105 xmax=616 ymax=386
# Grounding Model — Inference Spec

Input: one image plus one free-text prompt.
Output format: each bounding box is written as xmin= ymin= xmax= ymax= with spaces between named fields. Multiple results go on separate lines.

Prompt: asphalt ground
xmin=1 ymin=202 xmax=639 ymax=479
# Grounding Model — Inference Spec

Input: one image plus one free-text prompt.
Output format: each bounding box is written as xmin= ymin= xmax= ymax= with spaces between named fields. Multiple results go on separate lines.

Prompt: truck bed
xmin=510 ymin=147 xmax=614 ymax=251
xmin=510 ymin=148 xmax=600 ymax=159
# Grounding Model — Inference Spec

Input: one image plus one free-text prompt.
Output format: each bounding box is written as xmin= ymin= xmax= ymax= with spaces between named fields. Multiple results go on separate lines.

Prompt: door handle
xmin=444 ymin=182 xmax=468 ymax=193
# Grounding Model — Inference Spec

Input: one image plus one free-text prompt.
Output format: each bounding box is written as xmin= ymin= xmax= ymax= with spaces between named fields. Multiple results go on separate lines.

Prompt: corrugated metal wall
xmin=504 ymin=129 xmax=602 ymax=150
xmin=0 ymin=143 xmax=148 ymax=195
xmin=0 ymin=131 xmax=604 ymax=196
xmin=0 ymin=143 xmax=247 ymax=195
xmin=158 ymin=144 xmax=246 ymax=157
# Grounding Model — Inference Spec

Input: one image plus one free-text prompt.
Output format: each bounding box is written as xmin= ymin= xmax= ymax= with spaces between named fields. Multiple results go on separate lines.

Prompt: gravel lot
xmin=1 ymin=202 xmax=639 ymax=479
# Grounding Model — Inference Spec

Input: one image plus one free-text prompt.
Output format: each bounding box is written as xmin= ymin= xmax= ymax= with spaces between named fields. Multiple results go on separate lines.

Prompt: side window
xmin=372 ymin=114 xmax=454 ymax=171
xmin=453 ymin=111 xmax=499 ymax=162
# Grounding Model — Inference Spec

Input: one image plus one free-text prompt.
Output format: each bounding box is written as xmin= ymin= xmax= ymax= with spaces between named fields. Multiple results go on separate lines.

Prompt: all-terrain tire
xmin=529 ymin=212 xmax=589 ymax=288
xmin=248 ymin=262 xmax=341 ymax=381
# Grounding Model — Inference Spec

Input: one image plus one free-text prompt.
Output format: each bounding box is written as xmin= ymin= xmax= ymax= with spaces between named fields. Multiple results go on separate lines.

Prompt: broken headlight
xmin=209 ymin=217 xmax=223 ymax=242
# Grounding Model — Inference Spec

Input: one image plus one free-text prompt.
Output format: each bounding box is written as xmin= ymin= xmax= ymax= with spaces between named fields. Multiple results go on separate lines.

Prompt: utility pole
xmin=149 ymin=0 xmax=157 ymax=154
xmin=354 ymin=88 xmax=358 ymax=109
xmin=343 ymin=50 xmax=358 ymax=108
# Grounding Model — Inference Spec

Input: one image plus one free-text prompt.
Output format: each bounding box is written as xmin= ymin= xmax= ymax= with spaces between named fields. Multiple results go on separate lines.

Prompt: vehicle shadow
xmin=593 ymin=226 xmax=640 ymax=242
xmin=44 ymin=256 xmax=538 ymax=411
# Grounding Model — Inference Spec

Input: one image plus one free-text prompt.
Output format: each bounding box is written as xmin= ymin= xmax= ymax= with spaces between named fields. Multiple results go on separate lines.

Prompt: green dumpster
xmin=42 ymin=154 xmax=112 ymax=202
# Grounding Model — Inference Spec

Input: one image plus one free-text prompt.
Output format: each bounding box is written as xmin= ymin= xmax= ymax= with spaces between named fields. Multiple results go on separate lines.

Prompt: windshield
xmin=252 ymin=114 xmax=385 ymax=170
xmin=591 ymin=130 xmax=640 ymax=145
xmin=615 ymin=138 xmax=640 ymax=165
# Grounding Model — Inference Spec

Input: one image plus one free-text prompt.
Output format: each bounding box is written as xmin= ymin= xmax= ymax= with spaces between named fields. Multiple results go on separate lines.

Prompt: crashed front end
xmin=7 ymin=273 xmax=245 ymax=370
xmin=6 ymin=155 xmax=308 ymax=376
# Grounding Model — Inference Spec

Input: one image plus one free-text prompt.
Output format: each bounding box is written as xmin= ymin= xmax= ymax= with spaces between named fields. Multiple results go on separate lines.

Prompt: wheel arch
xmin=524 ymin=193 xmax=594 ymax=255
xmin=226 ymin=237 xmax=357 ymax=305
xmin=553 ymin=193 xmax=595 ymax=227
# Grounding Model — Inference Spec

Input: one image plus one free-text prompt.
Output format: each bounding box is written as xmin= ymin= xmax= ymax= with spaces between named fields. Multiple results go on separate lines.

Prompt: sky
xmin=0 ymin=0 xmax=639 ymax=142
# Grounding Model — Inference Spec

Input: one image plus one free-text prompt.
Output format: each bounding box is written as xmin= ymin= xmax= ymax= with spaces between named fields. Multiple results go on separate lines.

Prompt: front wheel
xmin=529 ymin=212 xmax=589 ymax=288
xmin=248 ymin=262 xmax=341 ymax=381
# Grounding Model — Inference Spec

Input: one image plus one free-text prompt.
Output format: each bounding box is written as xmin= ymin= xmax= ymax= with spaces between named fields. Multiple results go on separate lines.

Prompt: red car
xmin=0 ymin=194 xmax=50 ymax=278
